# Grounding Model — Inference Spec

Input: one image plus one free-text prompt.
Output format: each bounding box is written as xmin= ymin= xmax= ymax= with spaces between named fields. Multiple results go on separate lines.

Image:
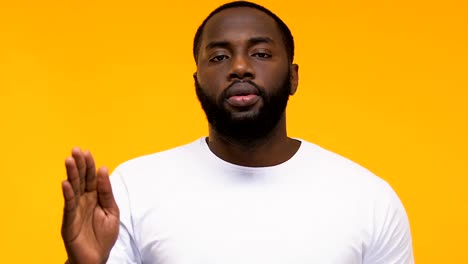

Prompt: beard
xmin=195 ymin=72 xmax=291 ymax=143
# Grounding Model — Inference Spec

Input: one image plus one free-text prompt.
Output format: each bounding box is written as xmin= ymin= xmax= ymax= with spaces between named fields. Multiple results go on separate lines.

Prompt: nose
xmin=228 ymin=54 xmax=254 ymax=80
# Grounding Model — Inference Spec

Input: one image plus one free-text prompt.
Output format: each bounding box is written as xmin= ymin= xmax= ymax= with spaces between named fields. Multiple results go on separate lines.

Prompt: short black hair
xmin=193 ymin=1 xmax=295 ymax=64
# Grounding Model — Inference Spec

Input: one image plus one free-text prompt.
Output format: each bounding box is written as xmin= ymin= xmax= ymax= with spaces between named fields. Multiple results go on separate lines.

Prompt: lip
xmin=225 ymin=82 xmax=260 ymax=97
xmin=226 ymin=94 xmax=260 ymax=107
xmin=225 ymin=82 xmax=261 ymax=108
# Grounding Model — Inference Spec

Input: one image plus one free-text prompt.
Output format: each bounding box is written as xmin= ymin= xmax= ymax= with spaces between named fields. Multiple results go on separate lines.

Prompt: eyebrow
xmin=248 ymin=36 xmax=274 ymax=45
xmin=205 ymin=36 xmax=275 ymax=50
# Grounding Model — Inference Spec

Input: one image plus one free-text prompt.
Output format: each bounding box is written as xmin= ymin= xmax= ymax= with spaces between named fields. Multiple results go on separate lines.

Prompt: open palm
xmin=61 ymin=148 xmax=119 ymax=264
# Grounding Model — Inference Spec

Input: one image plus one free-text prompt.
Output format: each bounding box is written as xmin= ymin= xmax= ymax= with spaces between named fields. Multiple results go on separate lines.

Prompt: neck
xmin=206 ymin=117 xmax=301 ymax=167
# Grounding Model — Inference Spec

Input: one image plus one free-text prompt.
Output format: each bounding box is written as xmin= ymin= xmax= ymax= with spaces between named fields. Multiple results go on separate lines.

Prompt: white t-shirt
xmin=108 ymin=137 xmax=414 ymax=263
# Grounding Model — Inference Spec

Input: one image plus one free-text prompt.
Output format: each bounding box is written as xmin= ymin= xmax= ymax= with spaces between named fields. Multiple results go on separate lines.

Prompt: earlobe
xmin=289 ymin=64 xmax=299 ymax=95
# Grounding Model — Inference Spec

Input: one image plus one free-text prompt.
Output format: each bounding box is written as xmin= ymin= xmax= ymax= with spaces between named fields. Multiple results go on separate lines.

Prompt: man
xmin=61 ymin=1 xmax=414 ymax=263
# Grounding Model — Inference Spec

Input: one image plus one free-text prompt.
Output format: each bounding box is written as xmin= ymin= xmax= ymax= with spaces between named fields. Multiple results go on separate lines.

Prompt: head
xmin=193 ymin=1 xmax=295 ymax=64
xmin=193 ymin=1 xmax=299 ymax=142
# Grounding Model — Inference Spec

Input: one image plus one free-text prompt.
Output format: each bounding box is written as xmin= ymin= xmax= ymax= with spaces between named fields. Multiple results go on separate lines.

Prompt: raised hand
xmin=61 ymin=148 xmax=120 ymax=264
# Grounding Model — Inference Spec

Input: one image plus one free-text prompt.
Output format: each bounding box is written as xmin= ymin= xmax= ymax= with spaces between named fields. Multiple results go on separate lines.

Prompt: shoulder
xmin=298 ymin=140 xmax=413 ymax=261
xmin=115 ymin=138 xmax=203 ymax=173
xmin=292 ymin=139 xmax=410 ymax=218
xmin=109 ymin=138 xmax=206 ymax=189
xmin=296 ymin=139 xmax=389 ymax=188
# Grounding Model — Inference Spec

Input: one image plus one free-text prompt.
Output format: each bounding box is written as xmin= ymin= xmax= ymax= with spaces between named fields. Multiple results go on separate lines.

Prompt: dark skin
xmin=61 ymin=148 xmax=119 ymax=264
xmin=61 ymin=7 xmax=299 ymax=263
xmin=195 ymin=7 xmax=300 ymax=167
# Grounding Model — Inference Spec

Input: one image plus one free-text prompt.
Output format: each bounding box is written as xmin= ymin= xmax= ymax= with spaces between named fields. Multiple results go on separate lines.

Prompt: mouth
xmin=225 ymin=82 xmax=261 ymax=108
xmin=226 ymin=94 xmax=260 ymax=107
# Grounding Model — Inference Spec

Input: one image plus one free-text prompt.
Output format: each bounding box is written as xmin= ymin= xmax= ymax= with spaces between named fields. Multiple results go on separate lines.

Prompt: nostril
xmin=228 ymin=73 xmax=254 ymax=82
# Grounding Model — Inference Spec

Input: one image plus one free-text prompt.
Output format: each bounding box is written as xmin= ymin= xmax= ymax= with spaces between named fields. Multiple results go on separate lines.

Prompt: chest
xmin=134 ymin=184 xmax=367 ymax=264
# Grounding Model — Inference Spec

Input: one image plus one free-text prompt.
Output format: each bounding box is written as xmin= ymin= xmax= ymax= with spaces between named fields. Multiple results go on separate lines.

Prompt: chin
xmin=228 ymin=109 xmax=260 ymax=120
xmin=224 ymin=102 xmax=263 ymax=120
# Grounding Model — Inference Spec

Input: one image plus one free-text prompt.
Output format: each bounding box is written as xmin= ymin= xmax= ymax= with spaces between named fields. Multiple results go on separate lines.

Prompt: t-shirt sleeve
xmin=363 ymin=182 xmax=414 ymax=264
xmin=107 ymin=169 xmax=142 ymax=264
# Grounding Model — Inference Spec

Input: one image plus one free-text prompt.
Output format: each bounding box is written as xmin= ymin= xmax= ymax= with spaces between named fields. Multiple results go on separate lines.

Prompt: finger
xmin=96 ymin=167 xmax=119 ymax=217
xmin=83 ymin=150 xmax=97 ymax=192
xmin=61 ymin=180 xmax=77 ymax=231
xmin=65 ymin=156 xmax=80 ymax=203
xmin=72 ymin=147 xmax=87 ymax=194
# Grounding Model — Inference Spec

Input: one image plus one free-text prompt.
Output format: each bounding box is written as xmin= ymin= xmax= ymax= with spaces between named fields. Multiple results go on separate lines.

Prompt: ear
xmin=193 ymin=72 xmax=198 ymax=81
xmin=289 ymin=64 xmax=299 ymax=95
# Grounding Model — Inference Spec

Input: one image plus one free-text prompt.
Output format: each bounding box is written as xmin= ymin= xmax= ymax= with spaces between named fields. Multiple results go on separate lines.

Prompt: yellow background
xmin=1 ymin=0 xmax=466 ymax=262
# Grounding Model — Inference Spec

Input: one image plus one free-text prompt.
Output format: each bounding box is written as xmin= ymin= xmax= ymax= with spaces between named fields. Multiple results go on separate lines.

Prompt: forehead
xmin=201 ymin=7 xmax=283 ymax=45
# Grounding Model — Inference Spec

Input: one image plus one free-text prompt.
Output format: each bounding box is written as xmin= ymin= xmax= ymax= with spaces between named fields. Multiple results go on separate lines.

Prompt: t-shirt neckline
xmin=198 ymin=136 xmax=305 ymax=173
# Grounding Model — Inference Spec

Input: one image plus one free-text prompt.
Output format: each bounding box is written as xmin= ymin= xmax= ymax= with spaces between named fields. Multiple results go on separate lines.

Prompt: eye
xmin=252 ymin=52 xmax=272 ymax=59
xmin=210 ymin=54 xmax=229 ymax=62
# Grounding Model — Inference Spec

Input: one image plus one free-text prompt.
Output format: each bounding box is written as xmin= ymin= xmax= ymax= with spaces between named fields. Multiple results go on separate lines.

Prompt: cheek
xmin=255 ymin=64 xmax=289 ymax=88
xmin=196 ymin=69 xmax=227 ymax=96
